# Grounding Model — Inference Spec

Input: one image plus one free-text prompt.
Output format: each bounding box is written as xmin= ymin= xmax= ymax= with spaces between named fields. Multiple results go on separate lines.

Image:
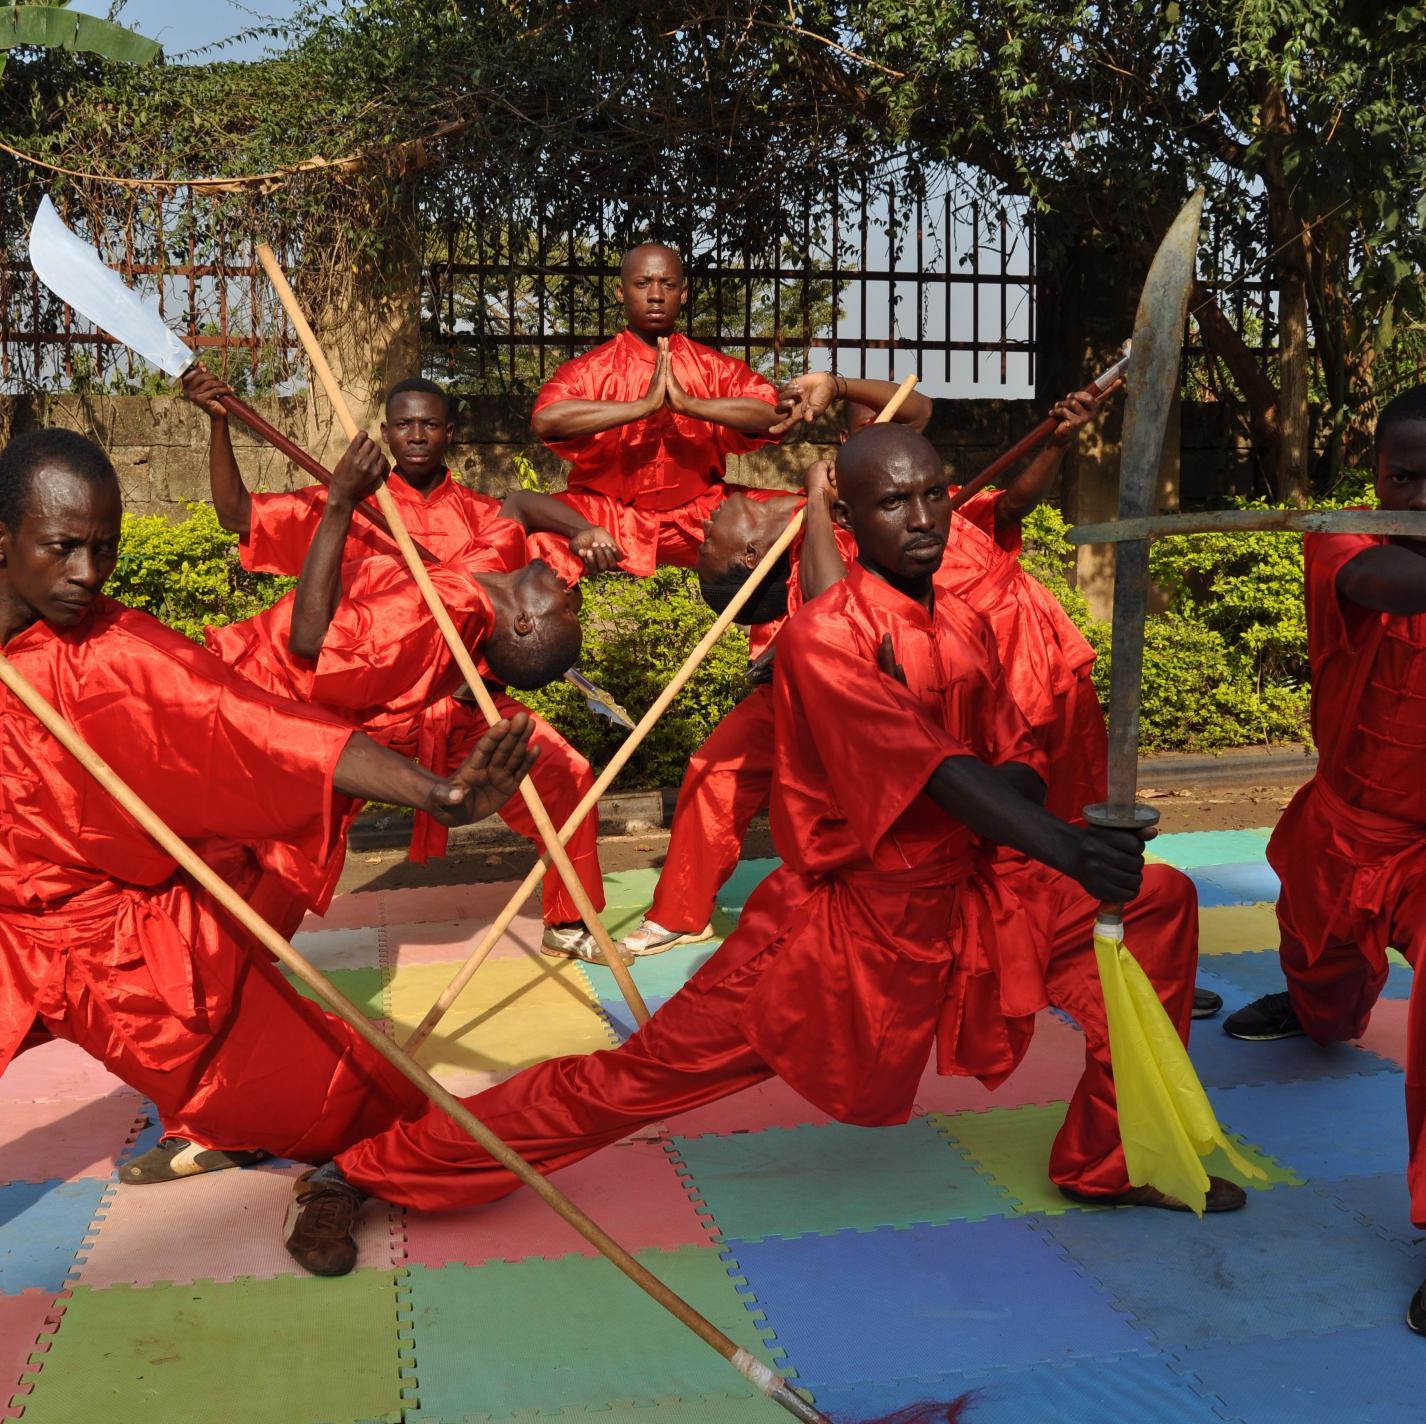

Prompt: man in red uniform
xmin=622 ymin=377 xmax=1113 ymax=954
xmin=281 ymin=425 xmax=1241 ymax=1278
xmin=1217 ymin=387 xmax=1426 ymax=1331
xmin=527 ymin=243 xmax=798 ymax=581
xmin=183 ymin=368 xmax=613 ymax=956
xmin=0 ymin=429 xmax=537 ymax=1184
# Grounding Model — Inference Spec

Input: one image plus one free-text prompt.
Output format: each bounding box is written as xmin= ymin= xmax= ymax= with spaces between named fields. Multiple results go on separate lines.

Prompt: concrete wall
xmin=2 ymin=389 xmax=1265 ymax=522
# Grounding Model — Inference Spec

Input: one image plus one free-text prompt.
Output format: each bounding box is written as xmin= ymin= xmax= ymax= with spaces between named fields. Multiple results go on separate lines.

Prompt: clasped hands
xmin=640 ymin=336 xmax=807 ymax=432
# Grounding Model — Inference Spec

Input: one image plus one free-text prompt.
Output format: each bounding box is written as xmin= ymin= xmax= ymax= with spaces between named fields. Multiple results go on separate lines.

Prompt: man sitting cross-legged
xmin=279 ymin=425 xmax=1242 ymax=1279
xmin=0 ymin=429 xmax=537 ymax=1186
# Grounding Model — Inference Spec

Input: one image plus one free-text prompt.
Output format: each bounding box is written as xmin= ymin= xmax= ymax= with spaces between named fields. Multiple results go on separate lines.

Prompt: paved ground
xmin=4 ymin=820 xmax=1422 ymax=1423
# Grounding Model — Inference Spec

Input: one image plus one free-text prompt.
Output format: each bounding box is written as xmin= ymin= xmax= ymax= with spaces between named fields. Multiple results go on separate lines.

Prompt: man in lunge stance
xmin=1220 ymin=387 xmax=1426 ymax=1332
xmin=0 ymin=430 xmax=536 ymax=1185
xmin=282 ymin=425 xmax=1243 ymax=1278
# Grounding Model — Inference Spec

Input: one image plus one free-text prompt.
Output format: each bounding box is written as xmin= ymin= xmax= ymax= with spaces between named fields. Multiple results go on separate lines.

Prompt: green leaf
xmin=0 ymin=5 xmax=161 ymax=65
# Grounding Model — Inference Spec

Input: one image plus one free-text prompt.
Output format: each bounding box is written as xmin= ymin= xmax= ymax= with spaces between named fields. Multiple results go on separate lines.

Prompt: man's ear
xmin=831 ymin=498 xmax=852 ymax=532
xmin=512 ymin=611 xmax=535 ymax=637
xmin=614 ymin=280 xmax=625 ymax=305
xmin=740 ymin=541 xmax=760 ymax=571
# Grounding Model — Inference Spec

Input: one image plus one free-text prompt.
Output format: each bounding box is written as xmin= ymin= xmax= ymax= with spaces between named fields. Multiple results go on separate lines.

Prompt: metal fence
xmin=420 ymin=177 xmax=1038 ymax=399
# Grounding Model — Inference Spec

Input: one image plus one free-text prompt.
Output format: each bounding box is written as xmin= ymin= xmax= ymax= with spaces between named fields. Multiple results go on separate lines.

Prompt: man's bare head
xmin=832 ymin=425 xmax=950 ymax=586
xmin=617 ymin=244 xmax=686 ymax=339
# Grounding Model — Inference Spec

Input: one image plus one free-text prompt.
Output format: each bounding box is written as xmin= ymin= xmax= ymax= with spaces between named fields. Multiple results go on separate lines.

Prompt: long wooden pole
xmin=404 ymin=372 xmax=923 ymax=1052
xmin=0 ymin=652 xmax=826 ymax=1424
xmin=254 ymin=248 xmax=649 ymax=1029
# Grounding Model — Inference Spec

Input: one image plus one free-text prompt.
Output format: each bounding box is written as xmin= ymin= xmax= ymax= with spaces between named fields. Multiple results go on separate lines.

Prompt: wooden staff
xmin=946 ymin=349 xmax=1129 ymax=513
xmin=0 ymin=651 xmax=826 ymax=1424
xmin=404 ymin=372 xmax=922 ymax=1052
xmin=211 ymin=390 xmax=440 ymax=565
xmin=254 ymin=246 xmax=650 ymax=1030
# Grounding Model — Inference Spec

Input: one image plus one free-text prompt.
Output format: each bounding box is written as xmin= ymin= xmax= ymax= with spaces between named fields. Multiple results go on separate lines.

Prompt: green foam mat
xmin=14 ymin=1270 xmax=405 ymax=1424
xmin=284 ymin=965 xmax=386 ymax=1021
xmin=932 ymin=1101 xmax=1301 ymax=1215
xmin=401 ymin=1245 xmax=784 ymax=1418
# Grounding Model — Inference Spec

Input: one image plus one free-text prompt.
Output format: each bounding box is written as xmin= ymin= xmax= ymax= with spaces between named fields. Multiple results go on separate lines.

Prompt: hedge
xmin=108 ymin=487 xmax=1364 ymax=785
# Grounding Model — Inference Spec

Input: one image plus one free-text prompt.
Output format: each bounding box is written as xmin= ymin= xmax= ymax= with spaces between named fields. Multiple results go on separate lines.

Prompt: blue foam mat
xmin=1037 ymin=1179 xmax=1417 ymax=1351
xmin=723 ymin=1218 xmax=1152 ymax=1387
xmin=1212 ymin=1072 xmax=1408 ymax=1182
xmin=1151 ymin=829 xmax=1271 ymax=870
xmin=0 ymin=1178 xmax=108 ymax=1293
xmin=1190 ymin=861 xmax=1282 ymax=907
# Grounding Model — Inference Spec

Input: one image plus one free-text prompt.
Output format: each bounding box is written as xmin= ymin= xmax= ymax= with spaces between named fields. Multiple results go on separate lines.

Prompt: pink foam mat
xmin=70 ymin=1163 xmax=401 ymax=1289
xmin=0 ymin=1092 xmax=147 ymax=1186
xmin=1356 ymin=999 xmax=1409 ymax=1069
xmin=383 ymin=913 xmax=546 ymax=968
xmin=401 ymin=1136 xmax=715 ymax=1267
xmin=0 ymin=1290 xmax=64 ymax=1420
xmin=0 ymin=1040 xmax=126 ymax=1105
xmin=300 ymin=891 xmax=382 ymax=932
xmin=379 ymin=881 xmax=536 ymax=925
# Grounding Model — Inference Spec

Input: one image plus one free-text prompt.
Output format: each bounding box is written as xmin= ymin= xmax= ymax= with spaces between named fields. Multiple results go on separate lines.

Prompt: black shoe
xmin=1058 ymin=1174 xmax=1247 ymax=1213
xmin=1409 ymin=1282 xmax=1426 ymax=1335
xmin=283 ymin=1170 xmax=364 ymax=1276
xmin=1223 ymin=991 xmax=1304 ymax=1042
xmin=1192 ymin=987 xmax=1223 ymax=1020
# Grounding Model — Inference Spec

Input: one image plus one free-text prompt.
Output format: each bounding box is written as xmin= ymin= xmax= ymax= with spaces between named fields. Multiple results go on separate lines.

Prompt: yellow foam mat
xmin=386 ymin=953 xmax=616 ymax=1081
xmin=1198 ymin=902 xmax=1279 ymax=955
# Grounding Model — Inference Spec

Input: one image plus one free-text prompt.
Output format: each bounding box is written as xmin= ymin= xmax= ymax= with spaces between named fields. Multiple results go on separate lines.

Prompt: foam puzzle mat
xmin=3 ymin=826 xmax=1421 ymax=1423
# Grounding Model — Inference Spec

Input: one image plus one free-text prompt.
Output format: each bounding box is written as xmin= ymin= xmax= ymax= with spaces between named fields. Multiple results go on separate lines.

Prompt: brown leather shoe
xmin=1059 ymin=1174 xmax=1248 ymax=1213
xmin=283 ymin=1171 xmax=363 ymax=1276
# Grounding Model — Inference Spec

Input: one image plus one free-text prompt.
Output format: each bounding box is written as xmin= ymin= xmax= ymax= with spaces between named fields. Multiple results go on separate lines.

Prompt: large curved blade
xmin=1097 ymin=189 xmax=1205 ymax=823
xmin=28 ymin=196 xmax=193 ymax=378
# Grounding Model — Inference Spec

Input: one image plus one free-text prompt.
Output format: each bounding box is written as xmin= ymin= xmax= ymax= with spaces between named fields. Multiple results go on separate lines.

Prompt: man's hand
xmin=1049 ymin=380 xmax=1121 ymax=447
xmin=1065 ymin=824 xmax=1147 ymax=904
xmin=569 ymin=523 xmax=623 ymax=574
xmin=427 ymin=714 xmax=538 ymax=826
xmin=745 ymin=646 xmax=776 ymax=686
xmin=641 ymin=338 xmax=672 ymax=416
xmin=329 ymin=432 xmax=388 ymax=508
xmin=767 ymin=383 xmax=812 ymax=437
xmin=663 ymin=337 xmax=694 ymax=416
xmin=804 ymin=457 xmax=837 ymax=503
xmin=778 ymin=372 xmax=836 ymax=426
xmin=877 ymin=633 xmax=908 ymax=686
xmin=181 ymin=363 xmax=233 ymax=421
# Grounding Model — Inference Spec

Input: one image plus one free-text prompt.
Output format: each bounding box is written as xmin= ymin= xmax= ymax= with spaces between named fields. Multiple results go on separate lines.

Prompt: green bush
xmin=109 ymin=502 xmax=293 ymax=640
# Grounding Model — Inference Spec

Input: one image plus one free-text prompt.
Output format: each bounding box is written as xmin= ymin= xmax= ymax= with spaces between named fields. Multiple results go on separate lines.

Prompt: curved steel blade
xmin=1096 ymin=189 xmax=1205 ymax=825
xmin=28 ymin=196 xmax=193 ymax=378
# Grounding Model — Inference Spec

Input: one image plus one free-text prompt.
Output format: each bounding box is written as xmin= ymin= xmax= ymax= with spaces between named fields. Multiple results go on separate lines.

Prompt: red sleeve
xmin=310 ymin=562 xmax=493 ymax=714
xmin=776 ymin=605 xmax=974 ymax=861
xmin=240 ymin=489 xmax=327 ymax=575
xmin=953 ymin=488 xmax=1021 ymax=553
xmin=1303 ymin=530 xmax=1385 ymax=666
xmin=712 ymin=352 xmax=780 ymax=456
xmin=532 ymin=352 xmax=599 ymax=461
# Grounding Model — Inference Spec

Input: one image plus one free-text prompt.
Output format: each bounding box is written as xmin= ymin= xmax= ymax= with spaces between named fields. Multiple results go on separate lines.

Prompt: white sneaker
xmin=540 ymin=924 xmax=633 ymax=965
xmin=621 ymin=918 xmax=716 ymax=957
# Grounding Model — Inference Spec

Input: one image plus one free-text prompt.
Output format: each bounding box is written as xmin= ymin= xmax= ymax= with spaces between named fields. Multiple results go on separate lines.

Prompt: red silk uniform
xmin=1266 ymin=531 xmax=1426 ymax=1221
xmin=240 ymin=468 xmax=517 ymax=577
xmin=0 ymin=599 xmax=425 ymax=1157
xmin=337 ymin=562 xmax=1049 ymax=1207
xmin=528 ymin=330 xmax=779 ymax=580
xmin=236 ymin=488 xmax=603 ymax=925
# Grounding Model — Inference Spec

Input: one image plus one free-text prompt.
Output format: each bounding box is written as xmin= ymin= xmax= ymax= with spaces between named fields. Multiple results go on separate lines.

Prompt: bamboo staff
xmin=404 ymin=373 xmax=923 ymax=1052
xmin=0 ymin=652 xmax=826 ymax=1423
xmin=254 ymin=246 xmax=650 ymax=1029
xmin=946 ymin=348 xmax=1129 ymax=513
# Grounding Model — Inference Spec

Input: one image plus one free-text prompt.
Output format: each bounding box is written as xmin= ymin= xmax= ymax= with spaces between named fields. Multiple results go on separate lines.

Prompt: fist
xmin=181 ymin=363 xmax=233 ymax=419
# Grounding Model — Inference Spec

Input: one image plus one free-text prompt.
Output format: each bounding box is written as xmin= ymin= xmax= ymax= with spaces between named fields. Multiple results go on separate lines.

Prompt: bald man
xmin=281 ymin=425 xmax=1240 ymax=1280
xmin=526 ymin=243 xmax=798 ymax=580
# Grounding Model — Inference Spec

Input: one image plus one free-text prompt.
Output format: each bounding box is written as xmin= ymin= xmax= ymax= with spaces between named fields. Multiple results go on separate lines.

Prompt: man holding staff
xmin=282 ymin=425 xmax=1241 ymax=1275
xmin=0 ymin=428 xmax=539 ymax=1183
xmin=184 ymin=367 xmax=614 ymax=959
xmin=527 ymin=242 xmax=798 ymax=582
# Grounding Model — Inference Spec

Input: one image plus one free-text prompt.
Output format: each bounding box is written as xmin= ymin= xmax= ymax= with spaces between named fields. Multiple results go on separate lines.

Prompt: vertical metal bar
xmin=742 ymin=225 xmax=753 ymax=369
xmin=915 ymin=183 xmax=925 ymax=382
xmin=859 ymin=177 xmax=869 ymax=379
xmin=476 ymin=199 xmax=487 ymax=387
xmin=186 ymin=191 xmax=198 ymax=355
xmin=537 ymin=205 xmax=547 ymax=382
xmin=971 ymin=201 xmax=981 ymax=384
xmin=830 ymin=185 xmax=840 ymax=377
xmin=595 ymin=202 xmax=606 ymax=344
xmin=568 ymin=214 xmax=577 ymax=363
xmin=771 ymin=197 xmax=782 ymax=378
xmin=1027 ymin=209 xmax=1037 ymax=391
xmin=999 ymin=207 xmax=1009 ymax=384
xmin=217 ymin=207 xmax=230 ymax=383
xmin=715 ymin=210 xmax=724 ymax=355
xmin=886 ymin=179 xmax=897 ymax=380
xmin=801 ymin=195 xmax=811 ymax=374
xmin=943 ymin=191 xmax=952 ymax=384
xmin=507 ymin=206 xmax=517 ymax=391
